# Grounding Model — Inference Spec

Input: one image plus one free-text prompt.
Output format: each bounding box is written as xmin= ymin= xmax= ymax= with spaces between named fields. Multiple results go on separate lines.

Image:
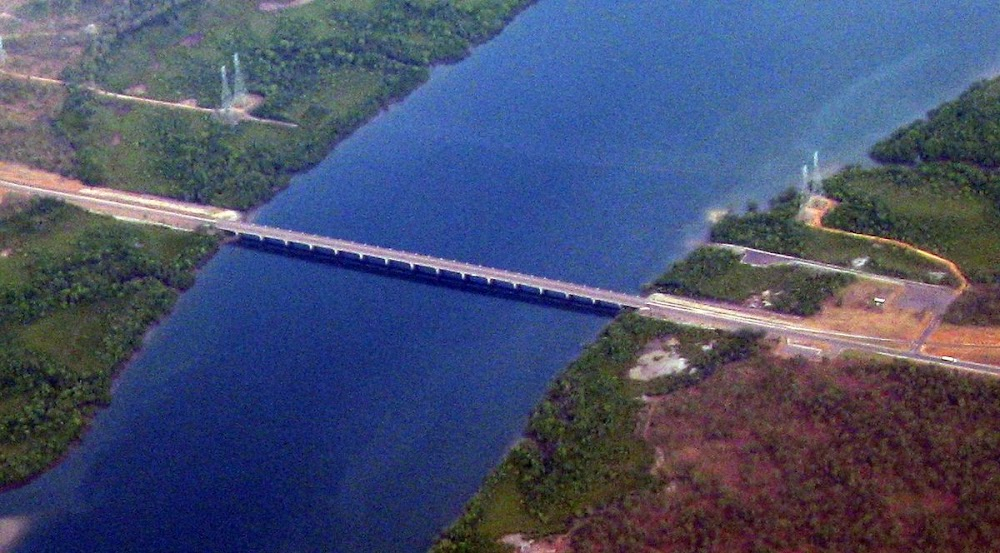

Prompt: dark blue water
xmin=2 ymin=2 xmax=999 ymax=551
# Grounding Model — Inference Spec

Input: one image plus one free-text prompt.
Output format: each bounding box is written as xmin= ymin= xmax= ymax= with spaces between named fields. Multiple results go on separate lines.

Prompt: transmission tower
xmin=232 ymin=53 xmax=248 ymax=103
xmin=220 ymin=65 xmax=233 ymax=110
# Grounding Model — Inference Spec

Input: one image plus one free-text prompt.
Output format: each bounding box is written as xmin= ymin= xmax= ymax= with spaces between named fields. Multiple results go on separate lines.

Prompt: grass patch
xmin=650 ymin=247 xmax=853 ymax=316
xmin=711 ymin=188 xmax=958 ymax=286
xmin=14 ymin=301 xmax=113 ymax=375
xmin=799 ymin=227 xmax=954 ymax=284
xmin=823 ymin=163 xmax=1000 ymax=283
xmin=0 ymin=77 xmax=75 ymax=173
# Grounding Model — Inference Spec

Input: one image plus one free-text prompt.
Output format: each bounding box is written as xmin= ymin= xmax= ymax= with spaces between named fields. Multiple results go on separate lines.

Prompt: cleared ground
xmin=925 ymin=325 xmax=1000 ymax=366
xmin=804 ymin=280 xmax=934 ymax=342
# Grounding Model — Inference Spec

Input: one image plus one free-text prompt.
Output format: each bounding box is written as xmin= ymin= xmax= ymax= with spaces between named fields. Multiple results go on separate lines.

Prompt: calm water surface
xmin=2 ymin=1 xmax=999 ymax=551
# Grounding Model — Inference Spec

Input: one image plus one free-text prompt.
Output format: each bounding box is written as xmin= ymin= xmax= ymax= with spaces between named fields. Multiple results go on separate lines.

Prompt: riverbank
xmin=433 ymin=73 xmax=1000 ymax=551
xmin=0 ymin=198 xmax=219 ymax=488
xmin=5 ymin=3 xmax=1000 ymax=551
xmin=0 ymin=0 xmax=541 ymax=491
xmin=22 ymin=0 xmax=541 ymax=209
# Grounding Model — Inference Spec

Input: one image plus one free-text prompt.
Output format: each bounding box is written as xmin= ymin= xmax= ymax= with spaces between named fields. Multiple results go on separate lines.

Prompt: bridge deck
xmin=216 ymin=221 xmax=646 ymax=310
xmin=3 ymin=178 xmax=998 ymax=376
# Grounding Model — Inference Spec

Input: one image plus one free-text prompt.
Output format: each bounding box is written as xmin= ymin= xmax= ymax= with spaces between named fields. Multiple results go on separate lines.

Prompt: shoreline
xmin=0 ymin=231 xmax=222 ymax=496
xmin=0 ymin=0 xmax=540 ymax=493
xmin=429 ymin=69 xmax=1000 ymax=550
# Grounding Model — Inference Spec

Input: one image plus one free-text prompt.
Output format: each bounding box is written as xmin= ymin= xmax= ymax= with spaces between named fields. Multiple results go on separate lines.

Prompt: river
xmin=1 ymin=1 xmax=999 ymax=551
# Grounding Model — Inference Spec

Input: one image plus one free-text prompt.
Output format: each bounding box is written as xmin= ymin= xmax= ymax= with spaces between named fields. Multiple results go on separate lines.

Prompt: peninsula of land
xmin=432 ymin=75 xmax=1000 ymax=552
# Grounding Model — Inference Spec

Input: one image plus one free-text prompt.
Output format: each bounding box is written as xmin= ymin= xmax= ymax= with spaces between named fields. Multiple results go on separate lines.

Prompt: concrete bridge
xmin=215 ymin=220 xmax=646 ymax=311
xmin=3 ymin=177 xmax=999 ymax=377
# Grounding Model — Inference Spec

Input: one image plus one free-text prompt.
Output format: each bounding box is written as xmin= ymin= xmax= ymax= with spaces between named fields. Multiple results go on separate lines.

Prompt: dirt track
xmin=0 ymin=69 xmax=297 ymax=128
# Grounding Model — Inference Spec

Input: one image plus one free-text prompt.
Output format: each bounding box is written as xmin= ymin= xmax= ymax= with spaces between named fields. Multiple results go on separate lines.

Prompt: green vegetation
xmin=55 ymin=89 xmax=302 ymax=208
xmin=650 ymin=247 xmax=853 ymax=316
xmin=569 ymin=358 xmax=1000 ymax=552
xmin=432 ymin=314 xmax=762 ymax=551
xmin=871 ymin=77 xmax=1000 ymax=168
xmin=822 ymin=163 xmax=1000 ymax=284
xmin=46 ymin=0 xmax=534 ymax=208
xmin=0 ymin=0 xmax=538 ymax=491
xmin=944 ymin=285 xmax=1000 ymax=326
xmin=711 ymin=189 xmax=954 ymax=285
xmin=0 ymin=199 xmax=217 ymax=485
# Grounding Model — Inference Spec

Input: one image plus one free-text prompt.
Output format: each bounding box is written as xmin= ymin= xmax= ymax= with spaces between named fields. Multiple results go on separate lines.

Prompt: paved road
xmin=714 ymin=243 xmax=960 ymax=352
xmin=0 ymin=178 xmax=217 ymax=230
xmin=3 ymin=179 xmax=998 ymax=377
xmin=715 ymin=243 xmax=955 ymax=291
xmin=218 ymin=221 xmax=648 ymax=309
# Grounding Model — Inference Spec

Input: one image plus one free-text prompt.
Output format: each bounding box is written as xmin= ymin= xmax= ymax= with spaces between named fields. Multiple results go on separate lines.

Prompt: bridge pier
xmin=217 ymin=222 xmax=641 ymax=315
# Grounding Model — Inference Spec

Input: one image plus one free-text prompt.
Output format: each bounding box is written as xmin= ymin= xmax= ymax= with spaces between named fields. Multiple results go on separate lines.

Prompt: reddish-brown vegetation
xmin=570 ymin=357 xmax=1000 ymax=552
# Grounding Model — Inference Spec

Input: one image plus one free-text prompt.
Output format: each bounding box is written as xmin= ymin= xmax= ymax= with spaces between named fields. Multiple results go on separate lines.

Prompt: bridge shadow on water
xmin=231 ymin=239 xmax=623 ymax=319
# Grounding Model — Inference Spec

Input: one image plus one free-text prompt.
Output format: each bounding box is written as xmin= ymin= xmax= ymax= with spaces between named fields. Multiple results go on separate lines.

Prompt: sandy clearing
xmin=500 ymin=533 xmax=570 ymax=552
xmin=924 ymin=324 xmax=1000 ymax=365
xmin=629 ymin=338 xmax=688 ymax=380
xmin=798 ymin=194 xmax=838 ymax=226
xmin=804 ymin=281 xmax=930 ymax=341
xmin=0 ymin=161 xmax=84 ymax=193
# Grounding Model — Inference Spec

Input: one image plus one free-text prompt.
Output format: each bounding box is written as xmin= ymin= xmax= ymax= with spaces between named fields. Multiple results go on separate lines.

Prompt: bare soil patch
xmin=805 ymin=280 xmax=929 ymax=341
xmin=629 ymin=337 xmax=688 ymax=380
xmin=798 ymin=194 xmax=837 ymax=226
xmin=233 ymin=93 xmax=263 ymax=112
xmin=924 ymin=324 xmax=1000 ymax=365
xmin=0 ymin=161 xmax=83 ymax=192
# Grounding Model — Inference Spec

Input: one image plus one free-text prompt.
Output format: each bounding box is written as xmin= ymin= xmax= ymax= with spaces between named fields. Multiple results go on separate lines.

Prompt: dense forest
xmin=570 ymin=358 xmax=1000 ymax=552
xmin=870 ymin=77 xmax=1000 ymax=168
xmin=0 ymin=199 xmax=217 ymax=484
